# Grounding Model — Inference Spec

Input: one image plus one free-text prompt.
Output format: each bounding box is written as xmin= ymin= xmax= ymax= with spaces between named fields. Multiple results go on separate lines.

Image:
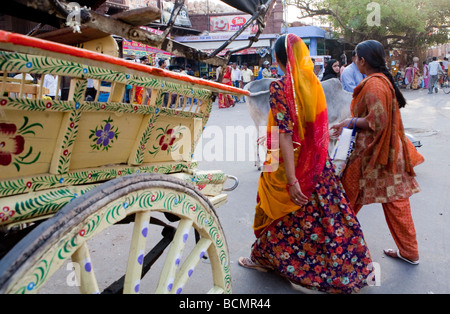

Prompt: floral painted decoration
xmin=89 ymin=116 xmax=119 ymax=151
xmin=0 ymin=117 xmax=42 ymax=171
xmin=159 ymin=128 xmax=177 ymax=151
xmin=0 ymin=123 xmax=24 ymax=166
xmin=149 ymin=124 xmax=186 ymax=156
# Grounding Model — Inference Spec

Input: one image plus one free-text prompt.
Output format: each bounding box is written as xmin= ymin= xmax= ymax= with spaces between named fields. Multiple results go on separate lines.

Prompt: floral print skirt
xmin=250 ymin=160 xmax=374 ymax=294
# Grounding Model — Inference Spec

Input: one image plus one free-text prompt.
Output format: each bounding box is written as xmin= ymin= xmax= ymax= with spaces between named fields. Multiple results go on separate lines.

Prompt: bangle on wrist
xmin=286 ymin=179 xmax=298 ymax=189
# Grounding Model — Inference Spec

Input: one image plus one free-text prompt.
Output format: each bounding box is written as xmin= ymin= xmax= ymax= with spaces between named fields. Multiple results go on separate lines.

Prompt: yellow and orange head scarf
xmin=282 ymin=34 xmax=329 ymax=198
xmin=254 ymin=35 xmax=329 ymax=235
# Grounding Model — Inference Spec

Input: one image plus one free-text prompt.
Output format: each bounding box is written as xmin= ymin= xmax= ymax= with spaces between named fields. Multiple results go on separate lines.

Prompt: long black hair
xmin=274 ymin=35 xmax=288 ymax=67
xmin=355 ymin=40 xmax=407 ymax=108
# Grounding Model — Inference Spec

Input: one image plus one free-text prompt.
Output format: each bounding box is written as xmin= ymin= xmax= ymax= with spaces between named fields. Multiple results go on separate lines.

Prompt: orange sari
xmin=253 ymin=34 xmax=328 ymax=235
xmin=342 ymin=73 xmax=420 ymax=206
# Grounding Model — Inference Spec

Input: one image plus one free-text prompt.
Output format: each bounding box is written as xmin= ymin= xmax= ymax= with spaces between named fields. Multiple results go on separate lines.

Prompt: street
xmin=197 ymin=87 xmax=450 ymax=294
xmin=36 ymin=87 xmax=450 ymax=295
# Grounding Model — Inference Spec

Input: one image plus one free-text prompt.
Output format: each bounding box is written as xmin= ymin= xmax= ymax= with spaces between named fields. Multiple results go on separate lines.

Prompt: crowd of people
xmin=213 ymin=49 xmax=366 ymax=110
xmin=392 ymin=57 xmax=448 ymax=93
xmin=315 ymin=53 xmax=449 ymax=95
xmin=215 ymin=60 xmax=278 ymax=108
xmin=127 ymin=49 xmax=450 ymax=111
xmin=213 ymin=46 xmax=447 ymax=111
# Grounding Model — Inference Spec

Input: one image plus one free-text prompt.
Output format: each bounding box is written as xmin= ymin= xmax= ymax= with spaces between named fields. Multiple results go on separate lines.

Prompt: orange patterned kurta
xmin=342 ymin=73 xmax=420 ymax=206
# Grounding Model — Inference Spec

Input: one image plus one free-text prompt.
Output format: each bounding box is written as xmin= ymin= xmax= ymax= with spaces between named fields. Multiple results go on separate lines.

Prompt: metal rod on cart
xmin=207 ymin=0 xmax=276 ymax=59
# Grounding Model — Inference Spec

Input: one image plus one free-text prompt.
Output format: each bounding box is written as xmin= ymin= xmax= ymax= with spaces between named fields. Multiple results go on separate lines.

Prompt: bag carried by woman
xmin=331 ymin=118 xmax=358 ymax=177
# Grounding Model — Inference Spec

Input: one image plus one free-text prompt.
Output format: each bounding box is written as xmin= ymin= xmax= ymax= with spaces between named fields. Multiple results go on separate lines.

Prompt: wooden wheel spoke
xmin=155 ymin=218 xmax=193 ymax=293
xmin=71 ymin=242 xmax=100 ymax=294
xmin=123 ymin=211 xmax=152 ymax=294
xmin=171 ymin=237 xmax=212 ymax=294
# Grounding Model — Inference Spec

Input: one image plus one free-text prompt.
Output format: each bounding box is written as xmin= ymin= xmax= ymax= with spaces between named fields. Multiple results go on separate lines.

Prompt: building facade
xmin=171 ymin=0 xmax=284 ymax=78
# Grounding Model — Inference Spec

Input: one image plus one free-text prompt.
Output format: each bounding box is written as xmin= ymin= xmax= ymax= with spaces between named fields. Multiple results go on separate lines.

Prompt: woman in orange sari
xmin=331 ymin=40 xmax=421 ymax=265
xmin=218 ymin=66 xmax=235 ymax=108
xmin=238 ymin=34 xmax=374 ymax=294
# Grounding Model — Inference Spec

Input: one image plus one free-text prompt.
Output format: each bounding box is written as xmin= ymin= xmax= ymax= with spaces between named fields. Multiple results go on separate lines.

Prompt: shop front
xmin=121 ymin=26 xmax=175 ymax=65
xmin=174 ymin=34 xmax=275 ymax=79
xmin=122 ymin=39 xmax=174 ymax=65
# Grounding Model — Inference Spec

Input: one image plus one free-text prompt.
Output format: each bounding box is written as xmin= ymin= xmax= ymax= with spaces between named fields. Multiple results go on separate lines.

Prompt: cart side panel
xmin=69 ymin=112 xmax=144 ymax=170
xmin=0 ymin=51 xmax=211 ymax=177
xmin=141 ymin=115 xmax=200 ymax=164
xmin=0 ymin=31 xmax=248 ymax=208
xmin=0 ymin=109 xmax=63 ymax=180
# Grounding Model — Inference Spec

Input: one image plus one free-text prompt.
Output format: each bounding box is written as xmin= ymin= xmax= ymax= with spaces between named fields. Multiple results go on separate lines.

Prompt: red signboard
xmin=210 ymin=14 xmax=256 ymax=33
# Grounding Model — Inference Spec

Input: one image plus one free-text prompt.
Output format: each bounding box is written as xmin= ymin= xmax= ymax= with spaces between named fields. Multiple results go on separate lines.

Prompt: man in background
xmin=428 ymin=56 xmax=444 ymax=94
xmin=231 ymin=62 xmax=242 ymax=103
xmin=185 ymin=64 xmax=195 ymax=76
xmin=341 ymin=50 xmax=365 ymax=93
xmin=43 ymin=74 xmax=61 ymax=99
xmin=261 ymin=61 xmax=273 ymax=78
xmin=158 ymin=59 xmax=167 ymax=69
xmin=241 ymin=63 xmax=253 ymax=103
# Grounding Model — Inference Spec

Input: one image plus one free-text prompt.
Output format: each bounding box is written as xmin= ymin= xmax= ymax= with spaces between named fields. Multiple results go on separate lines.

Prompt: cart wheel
xmin=0 ymin=174 xmax=231 ymax=294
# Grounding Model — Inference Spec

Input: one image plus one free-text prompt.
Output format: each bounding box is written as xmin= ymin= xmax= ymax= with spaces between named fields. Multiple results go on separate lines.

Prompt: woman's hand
xmin=288 ymin=182 xmax=308 ymax=206
xmin=330 ymin=117 xmax=369 ymax=139
xmin=279 ymin=133 xmax=308 ymax=206
xmin=329 ymin=118 xmax=351 ymax=139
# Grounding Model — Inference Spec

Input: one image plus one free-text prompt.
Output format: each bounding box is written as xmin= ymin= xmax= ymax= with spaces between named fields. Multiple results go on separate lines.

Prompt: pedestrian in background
xmin=241 ymin=63 xmax=253 ymax=87
xmin=442 ymin=57 xmax=449 ymax=74
xmin=43 ymin=74 xmax=60 ymax=99
xmin=218 ymin=65 xmax=235 ymax=109
xmin=321 ymin=59 xmax=340 ymax=81
xmin=428 ymin=56 xmax=444 ymax=94
xmin=185 ymin=64 xmax=195 ymax=76
xmin=158 ymin=59 xmax=167 ymax=69
xmin=422 ymin=61 xmax=429 ymax=89
xmin=262 ymin=61 xmax=273 ymax=78
xmin=241 ymin=63 xmax=253 ymax=103
xmin=231 ymin=62 xmax=242 ymax=103
xmin=341 ymin=50 xmax=365 ymax=92
xmin=331 ymin=40 xmax=421 ymax=265
xmin=404 ymin=64 xmax=413 ymax=89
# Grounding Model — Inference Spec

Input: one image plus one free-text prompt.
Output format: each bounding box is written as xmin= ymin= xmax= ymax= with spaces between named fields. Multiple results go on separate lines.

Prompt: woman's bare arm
xmin=279 ymin=133 xmax=308 ymax=206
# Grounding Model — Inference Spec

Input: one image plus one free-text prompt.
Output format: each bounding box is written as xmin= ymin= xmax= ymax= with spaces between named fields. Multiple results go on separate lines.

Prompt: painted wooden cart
xmin=0 ymin=30 xmax=250 ymax=294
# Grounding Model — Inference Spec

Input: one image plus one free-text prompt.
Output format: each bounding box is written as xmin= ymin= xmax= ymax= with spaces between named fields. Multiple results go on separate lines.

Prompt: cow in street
xmin=244 ymin=78 xmax=352 ymax=169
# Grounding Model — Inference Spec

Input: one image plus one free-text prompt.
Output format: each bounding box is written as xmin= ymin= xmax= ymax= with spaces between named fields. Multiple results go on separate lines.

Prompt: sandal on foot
xmin=384 ymin=249 xmax=419 ymax=265
xmin=238 ymin=257 xmax=272 ymax=272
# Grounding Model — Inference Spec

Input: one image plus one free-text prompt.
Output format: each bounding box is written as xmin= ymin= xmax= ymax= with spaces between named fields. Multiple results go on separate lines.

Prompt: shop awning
xmin=178 ymin=39 xmax=271 ymax=51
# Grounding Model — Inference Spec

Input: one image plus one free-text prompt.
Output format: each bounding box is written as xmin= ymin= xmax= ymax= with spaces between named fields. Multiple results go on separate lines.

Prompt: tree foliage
xmin=285 ymin=0 xmax=449 ymax=51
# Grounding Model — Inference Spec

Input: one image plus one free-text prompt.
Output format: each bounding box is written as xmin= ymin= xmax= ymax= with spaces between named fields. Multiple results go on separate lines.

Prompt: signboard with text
xmin=122 ymin=27 xmax=173 ymax=64
xmin=210 ymin=15 xmax=257 ymax=33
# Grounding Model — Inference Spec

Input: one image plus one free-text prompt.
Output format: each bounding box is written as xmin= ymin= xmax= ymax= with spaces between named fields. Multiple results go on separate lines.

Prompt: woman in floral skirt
xmin=238 ymin=34 xmax=374 ymax=294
